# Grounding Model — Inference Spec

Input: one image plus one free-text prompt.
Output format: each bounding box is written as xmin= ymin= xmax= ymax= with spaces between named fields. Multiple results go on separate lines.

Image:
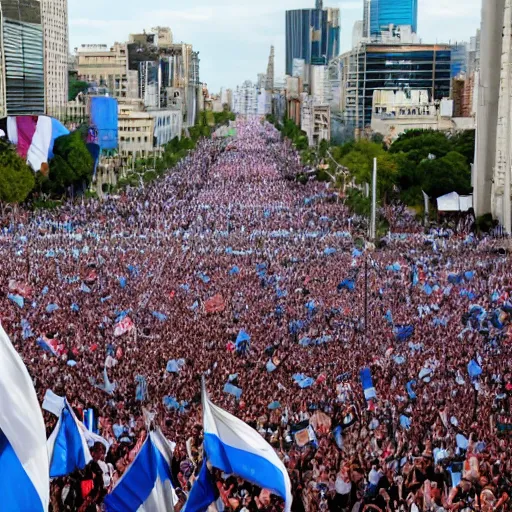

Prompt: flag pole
xmin=371 ymin=157 xmax=377 ymax=241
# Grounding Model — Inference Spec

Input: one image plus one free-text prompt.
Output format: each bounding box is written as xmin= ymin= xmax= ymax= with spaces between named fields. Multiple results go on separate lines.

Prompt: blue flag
xmin=235 ymin=330 xmax=251 ymax=353
xmin=360 ymin=368 xmax=377 ymax=401
xmin=468 ymin=360 xmax=482 ymax=379
xmin=135 ymin=375 xmax=148 ymax=402
xmin=105 ymin=431 xmax=178 ymax=511
xmin=7 ymin=294 xmax=24 ymax=309
xmin=152 ymin=311 xmax=168 ymax=322
xmin=224 ymin=383 xmax=243 ymax=399
xmin=183 ymin=459 xmax=219 ymax=512
xmin=338 ymin=279 xmax=355 ymax=291
xmin=47 ymin=402 xmax=91 ymax=478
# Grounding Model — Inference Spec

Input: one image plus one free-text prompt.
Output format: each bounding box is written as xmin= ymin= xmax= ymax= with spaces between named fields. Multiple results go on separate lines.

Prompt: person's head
xmin=91 ymin=442 xmax=106 ymax=462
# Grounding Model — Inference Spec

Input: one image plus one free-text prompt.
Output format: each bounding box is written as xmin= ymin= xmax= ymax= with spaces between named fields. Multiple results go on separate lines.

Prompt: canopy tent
xmin=437 ymin=192 xmax=473 ymax=212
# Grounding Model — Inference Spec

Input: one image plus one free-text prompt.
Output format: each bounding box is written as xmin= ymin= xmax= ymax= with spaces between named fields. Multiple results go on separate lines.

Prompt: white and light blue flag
xmin=0 ymin=323 xmax=49 ymax=511
xmin=47 ymin=400 xmax=92 ymax=478
xmin=105 ymin=430 xmax=178 ymax=512
xmin=202 ymin=381 xmax=293 ymax=511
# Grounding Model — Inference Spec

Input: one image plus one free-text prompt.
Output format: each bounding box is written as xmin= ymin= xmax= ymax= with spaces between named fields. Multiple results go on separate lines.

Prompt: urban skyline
xmin=69 ymin=0 xmax=481 ymax=92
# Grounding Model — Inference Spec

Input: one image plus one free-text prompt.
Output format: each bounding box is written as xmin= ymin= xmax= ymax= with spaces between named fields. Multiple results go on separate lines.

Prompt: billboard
xmin=89 ymin=97 xmax=118 ymax=150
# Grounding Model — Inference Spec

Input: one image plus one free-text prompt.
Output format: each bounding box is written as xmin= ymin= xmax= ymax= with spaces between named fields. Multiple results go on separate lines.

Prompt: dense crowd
xmin=1 ymin=119 xmax=512 ymax=512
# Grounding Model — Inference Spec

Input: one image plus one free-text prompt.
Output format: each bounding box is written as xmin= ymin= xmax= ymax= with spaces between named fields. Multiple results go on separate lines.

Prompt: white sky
xmin=69 ymin=0 xmax=482 ymax=92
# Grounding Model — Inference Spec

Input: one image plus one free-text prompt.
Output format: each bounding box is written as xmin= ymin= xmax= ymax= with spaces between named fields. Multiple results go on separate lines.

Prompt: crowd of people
xmin=1 ymin=119 xmax=512 ymax=512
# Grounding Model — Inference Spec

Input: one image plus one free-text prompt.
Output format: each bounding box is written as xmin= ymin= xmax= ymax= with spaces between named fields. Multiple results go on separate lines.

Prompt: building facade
xmin=232 ymin=81 xmax=258 ymax=117
xmin=118 ymin=100 xmax=155 ymax=158
xmin=339 ymin=44 xmax=452 ymax=137
xmin=147 ymin=108 xmax=182 ymax=147
xmin=366 ymin=0 xmax=418 ymax=36
xmin=77 ymin=43 xmax=138 ymax=99
xmin=41 ymin=0 xmax=68 ymax=114
xmin=301 ymin=94 xmax=331 ymax=146
xmin=370 ymin=90 xmax=473 ymax=142
xmin=0 ymin=0 xmax=45 ymax=116
xmin=285 ymin=2 xmax=340 ymax=76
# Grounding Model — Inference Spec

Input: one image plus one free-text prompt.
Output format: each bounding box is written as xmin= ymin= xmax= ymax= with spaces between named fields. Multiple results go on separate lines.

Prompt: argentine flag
xmin=201 ymin=381 xmax=293 ymax=511
xmin=105 ymin=429 xmax=178 ymax=512
xmin=47 ymin=400 xmax=92 ymax=478
xmin=0 ymin=323 xmax=49 ymax=511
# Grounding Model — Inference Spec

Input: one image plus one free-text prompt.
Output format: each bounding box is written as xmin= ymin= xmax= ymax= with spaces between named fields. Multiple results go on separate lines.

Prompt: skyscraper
xmin=0 ymin=0 xmax=45 ymax=116
xmin=41 ymin=0 xmax=69 ymax=114
xmin=285 ymin=1 xmax=340 ymax=76
xmin=340 ymin=43 xmax=452 ymax=133
xmin=363 ymin=0 xmax=418 ymax=37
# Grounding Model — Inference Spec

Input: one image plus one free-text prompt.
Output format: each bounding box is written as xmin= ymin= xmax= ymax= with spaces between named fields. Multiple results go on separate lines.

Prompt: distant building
xmin=339 ymin=43 xmax=452 ymax=138
xmin=257 ymin=73 xmax=267 ymax=90
xmin=152 ymin=26 xmax=173 ymax=48
xmin=220 ymin=88 xmax=233 ymax=107
xmin=285 ymin=1 xmax=340 ymax=76
xmin=257 ymin=89 xmax=272 ymax=116
xmin=232 ymin=81 xmax=258 ymax=117
xmin=285 ymin=76 xmax=302 ymax=125
xmin=125 ymin=35 xmax=201 ymax=126
xmin=310 ymin=65 xmax=330 ymax=105
xmin=147 ymin=107 xmax=182 ymax=147
xmin=118 ymin=99 xmax=155 ymax=158
xmin=451 ymin=42 xmax=469 ymax=78
xmin=468 ymin=29 xmax=481 ymax=75
xmin=371 ymin=90 xmax=473 ymax=142
xmin=366 ymin=0 xmax=418 ymax=37
xmin=352 ymin=20 xmax=364 ymax=48
xmin=301 ymin=94 xmax=331 ymax=146
xmin=0 ymin=0 xmax=45 ymax=116
xmin=452 ymin=76 xmax=475 ymax=118
xmin=77 ymin=43 xmax=138 ymax=99
xmin=266 ymin=46 xmax=275 ymax=91
xmin=41 ymin=0 xmax=69 ymax=114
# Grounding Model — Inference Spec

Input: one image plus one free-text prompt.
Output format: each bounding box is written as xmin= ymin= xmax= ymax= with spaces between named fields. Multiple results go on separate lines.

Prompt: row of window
xmin=120 ymin=136 xmax=150 ymax=143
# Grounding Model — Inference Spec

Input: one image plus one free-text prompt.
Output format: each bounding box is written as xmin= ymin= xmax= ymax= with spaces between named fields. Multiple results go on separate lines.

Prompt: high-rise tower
xmin=41 ymin=0 xmax=69 ymax=114
xmin=0 ymin=0 xmax=45 ymax=116
xmin=285 ymin=1 xmax=340 ymax=76
xmin=363 ymin=0 xmax=418 ymax=38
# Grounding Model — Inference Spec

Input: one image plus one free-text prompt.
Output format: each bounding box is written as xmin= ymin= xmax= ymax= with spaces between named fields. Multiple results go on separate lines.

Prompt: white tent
xmin=436 ymin=192 xmax=473 ymax=212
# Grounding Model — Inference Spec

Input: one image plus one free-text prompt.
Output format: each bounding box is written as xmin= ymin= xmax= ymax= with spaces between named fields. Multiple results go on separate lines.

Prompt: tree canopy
xmin=0 ymin=139 xmax=35 ymax=204
xmin=341 ymin=140 xmax=398 ymax=203
xmin=68 ymin=78 xmax=89 ymax=102
xmin=389 ymin=129 xmax=473 ymax=202
xmin=45 ymin=131 xmax=94 ymax=195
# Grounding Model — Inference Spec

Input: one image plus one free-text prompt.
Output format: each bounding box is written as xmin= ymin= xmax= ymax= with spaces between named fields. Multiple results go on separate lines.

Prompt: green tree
xmin=68 ymin=79 xmax=88 ymax=101
xmin=420 ymin=151 xmax=472 ymax=199
xmin=389 ymin=129 xmax=473 ymax=204
xmin=47 ymin=131 xmax=93 ymax=195
xmin=214 ymin=110 xmax=235 ymax=126
xmin=341 ymin=140 xmax=398 ymax=203
xmin=449 ymin=130 xmax=475 ymax=164
xmin=389 ymin=129 xmax=452 ymax=163
xmin=0 ymin=139 xmax=35 ymax=206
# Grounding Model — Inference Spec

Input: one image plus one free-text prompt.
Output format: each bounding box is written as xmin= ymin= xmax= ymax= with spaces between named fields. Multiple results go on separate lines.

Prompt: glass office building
xmin=341 ymin=44 xmax=452 ymax=131
xmin=451 ymin=43 xmax=468 ymax=78
xmin=0 ymin=0 xmax=45 ymax=115
xmin=285 ymin=3 xmax=340 ymax=76
xmin=368 ymin=0 xmax=418 ymax=36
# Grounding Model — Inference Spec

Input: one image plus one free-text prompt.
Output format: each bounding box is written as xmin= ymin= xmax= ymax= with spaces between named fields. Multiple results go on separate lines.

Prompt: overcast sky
xmin=69 ymin=0 xmax=482 ymax=93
